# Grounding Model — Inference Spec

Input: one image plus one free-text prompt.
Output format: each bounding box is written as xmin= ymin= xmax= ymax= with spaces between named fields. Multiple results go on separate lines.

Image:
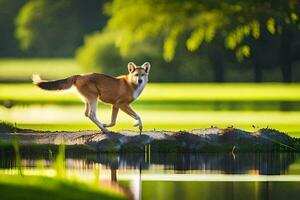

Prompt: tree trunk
xmin=252 ymin=51 xmax=263 ymax=82
xmin=279 ymin=25 xmax=293 ymax=82
xmin=208 ymin=45 xmax=225 ymax=82
xmin=212 ymin=58 xmax=225 ymax=82
xmin=251 ymin=37 xmax=265 ymax=82
xmin=254 ymin=63 xmax=263 ymax=82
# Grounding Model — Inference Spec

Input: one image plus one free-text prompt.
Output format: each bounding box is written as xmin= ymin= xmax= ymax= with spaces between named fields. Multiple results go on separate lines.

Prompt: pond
xmin=1 ymin=153 xmax=300 ymax=200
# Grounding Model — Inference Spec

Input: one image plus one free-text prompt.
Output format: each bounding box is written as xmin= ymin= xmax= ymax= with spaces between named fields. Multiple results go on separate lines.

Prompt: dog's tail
xmin=32 ymin=74 xmax=79 ymax=91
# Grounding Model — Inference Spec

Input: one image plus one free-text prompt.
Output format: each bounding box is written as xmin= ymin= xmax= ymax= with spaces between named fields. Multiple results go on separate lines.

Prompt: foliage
xmin=105 ymin=0 xmax=225 ymax=61
xmin=76 ymin=30 xmax=193 ymax=81
xmin=15 ymin=0 xmax=105 ymax=56
xmin=103 ymin=0 xmax=300 ymax=82
xmin=76 ymin=31 xmax=125 ymax=74
xmin=105 ymin=0 xmax=300 ymax=61
xmin=0 ymin=0 xmax=26 ymax=56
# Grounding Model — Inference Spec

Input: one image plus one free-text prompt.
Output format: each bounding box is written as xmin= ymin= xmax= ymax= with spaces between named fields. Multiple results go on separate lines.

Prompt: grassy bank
xmin=0 ymin=174 xmax=126 ymax=200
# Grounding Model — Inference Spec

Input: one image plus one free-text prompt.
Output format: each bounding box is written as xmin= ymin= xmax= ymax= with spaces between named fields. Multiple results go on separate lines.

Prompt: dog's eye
xmin=141 ymin=74 xmax=145 ymax=76
xmin=134 ymin=74 xmax=139 ymax=77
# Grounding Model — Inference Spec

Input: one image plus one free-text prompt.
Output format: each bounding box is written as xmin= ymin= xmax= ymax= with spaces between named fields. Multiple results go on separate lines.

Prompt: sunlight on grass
xmin=143 ymin=83 xmax=300 ymax=101
xmin=1 ymin=105 xmax=299 ymax=136
xmin=0 ymin=174 xmax=127 ymax=200
xmin=0 ymin=142 xmax=127 ymax=200
xmin=1 ymin=83 xmax=300 ymax=104
xmin=1 ymin=83 xmax=299 ymax=136
xmin=0 ymin=59 xmax=84 ymax=81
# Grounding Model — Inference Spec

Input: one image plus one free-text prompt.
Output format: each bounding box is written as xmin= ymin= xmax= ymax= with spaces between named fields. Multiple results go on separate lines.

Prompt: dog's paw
xmin=100 ymin=127 xmax=110 ymax=134
xmin=103 ymin=123 xmax=115 ymax=128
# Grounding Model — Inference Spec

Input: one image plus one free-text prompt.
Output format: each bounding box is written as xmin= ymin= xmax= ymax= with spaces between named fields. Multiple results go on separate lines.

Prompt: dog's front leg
xmin=104 ymin=105 xmax=119 ymax=127
xmin=120 ymin=104 xmax=142 ymax=135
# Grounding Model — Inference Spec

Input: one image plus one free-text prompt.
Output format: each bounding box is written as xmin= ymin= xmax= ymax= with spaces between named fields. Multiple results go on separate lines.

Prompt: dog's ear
xmin=142 ymin=62 xmax=151 ymax=73
xmin=128 ymin=62 xmax=136 ymax=73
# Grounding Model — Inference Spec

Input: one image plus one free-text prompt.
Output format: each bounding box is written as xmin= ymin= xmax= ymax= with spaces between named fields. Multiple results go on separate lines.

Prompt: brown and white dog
xmin=32 ymin=62 xmax=151 ymax=134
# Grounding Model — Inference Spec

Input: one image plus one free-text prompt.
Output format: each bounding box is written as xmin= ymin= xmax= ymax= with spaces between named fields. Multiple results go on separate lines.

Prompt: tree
xmin=15 ymin=0 xmax=106 ymax=56
xmin=0 ymin=0 xmax=26 ymax=57
xmin=76 ymin=30 xmax=201 ymax=82
xmin=224 ymin=0 xmax=300 ymax=82
xmin=104 ymin=0 xmax=300 ymax=82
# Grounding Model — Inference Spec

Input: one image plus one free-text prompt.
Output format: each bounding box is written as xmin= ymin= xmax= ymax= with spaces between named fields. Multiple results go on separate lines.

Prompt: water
xmin=1 ymin=153 xmax=300 ymax=200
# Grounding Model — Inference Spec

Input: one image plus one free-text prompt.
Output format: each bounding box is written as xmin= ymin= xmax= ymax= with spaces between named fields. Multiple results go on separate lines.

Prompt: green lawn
xmin=1 ymin=105 xmax=299 ymax=136
xmin=0 ymin=59 xmax=84 ymax=82
xmin=1 ymin=83 xmax=300 ymax=105
xmin=0 ymin=82 xmax=299 ymax=136
xmin=0 ymin=174 xmax=127 ymax=200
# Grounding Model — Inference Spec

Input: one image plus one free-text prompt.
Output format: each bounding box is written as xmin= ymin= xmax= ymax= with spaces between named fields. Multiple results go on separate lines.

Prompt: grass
xmin=0 ymin=58 xmax=84 ymax=82
xmin=0 ymin=137 xmax=127 ymax=200
xmin=1 ymin=105 xmax=299 ymax=136
xmin=15 ymin=120 xmax=300 ymax=138
xmin=0 ymin=145 xmax=126 ymax=200
xmin=143 ymin=83 xmax=300 ymax=101
xmin=1 ymin=83 xmax=300 ymax=106
xmin=0 ymin=67 xmax=299 ymax=137
xmin=0 ymin=121 xmax=17 ymax=133
xmin=0 ymin=83 xmax=299 ymax=136
xmin=0 ymin=175 xmax=126 ymax=200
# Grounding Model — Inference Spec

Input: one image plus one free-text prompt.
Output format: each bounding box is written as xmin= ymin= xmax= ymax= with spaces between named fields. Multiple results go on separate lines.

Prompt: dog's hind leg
xmin=86 ymin=97 xmax=109 ymax=133
xmin=84 ymin=101 xmax=90 ymax=117
xmin=104 ymin=105 xmax=119 ymax=127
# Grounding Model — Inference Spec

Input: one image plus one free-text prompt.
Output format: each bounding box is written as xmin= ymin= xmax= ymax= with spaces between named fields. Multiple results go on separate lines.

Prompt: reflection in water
xmin=0 ymin=153 xmax=298 ymax=174
xmin=1 ymin=153 xmax=297 ymax=175
xmin=90 ymin=153 xmax=297 ymax=175
xmin=1 ymin=153 xmax=300 ymax=200
xmin=142 ymin=181 xmax=300 ymax=200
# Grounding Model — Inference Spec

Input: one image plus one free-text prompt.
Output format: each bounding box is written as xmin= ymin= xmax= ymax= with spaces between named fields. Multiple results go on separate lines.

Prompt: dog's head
xmin=127 ymin=62 xmax=151 ymax=85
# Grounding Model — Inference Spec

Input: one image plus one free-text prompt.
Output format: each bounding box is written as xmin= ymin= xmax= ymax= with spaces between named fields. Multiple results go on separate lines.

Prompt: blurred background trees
xmin=0 ymin=0 xmax=26 ymax=56
xmin=15 ymin=0 xmax=105 ymax=57
xmin=0 ymin=0 xmax=300 ymax=82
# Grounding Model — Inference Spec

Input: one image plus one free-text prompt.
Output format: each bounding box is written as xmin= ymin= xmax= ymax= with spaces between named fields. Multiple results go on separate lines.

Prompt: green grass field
xmin=0 ymin=174 xmax=126 ymax=200
xmin=0 ymin=58 xmax=299 ymax=137
xmin=0 ymin=59 xmax=84 ymax=82
xmin=1 ymin=83 xmax=300 ymax=106
xmin=0 ymin=83 xmax=299 ymax=136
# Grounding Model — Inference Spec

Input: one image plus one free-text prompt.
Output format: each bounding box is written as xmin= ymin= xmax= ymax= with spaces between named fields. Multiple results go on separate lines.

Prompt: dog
xmin=32 ymin=62 xmax=150 ymax=134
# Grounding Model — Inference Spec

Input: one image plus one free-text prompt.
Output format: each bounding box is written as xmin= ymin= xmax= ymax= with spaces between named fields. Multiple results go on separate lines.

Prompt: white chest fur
xmin=133 ymin=82 xmax=146 ymax=99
